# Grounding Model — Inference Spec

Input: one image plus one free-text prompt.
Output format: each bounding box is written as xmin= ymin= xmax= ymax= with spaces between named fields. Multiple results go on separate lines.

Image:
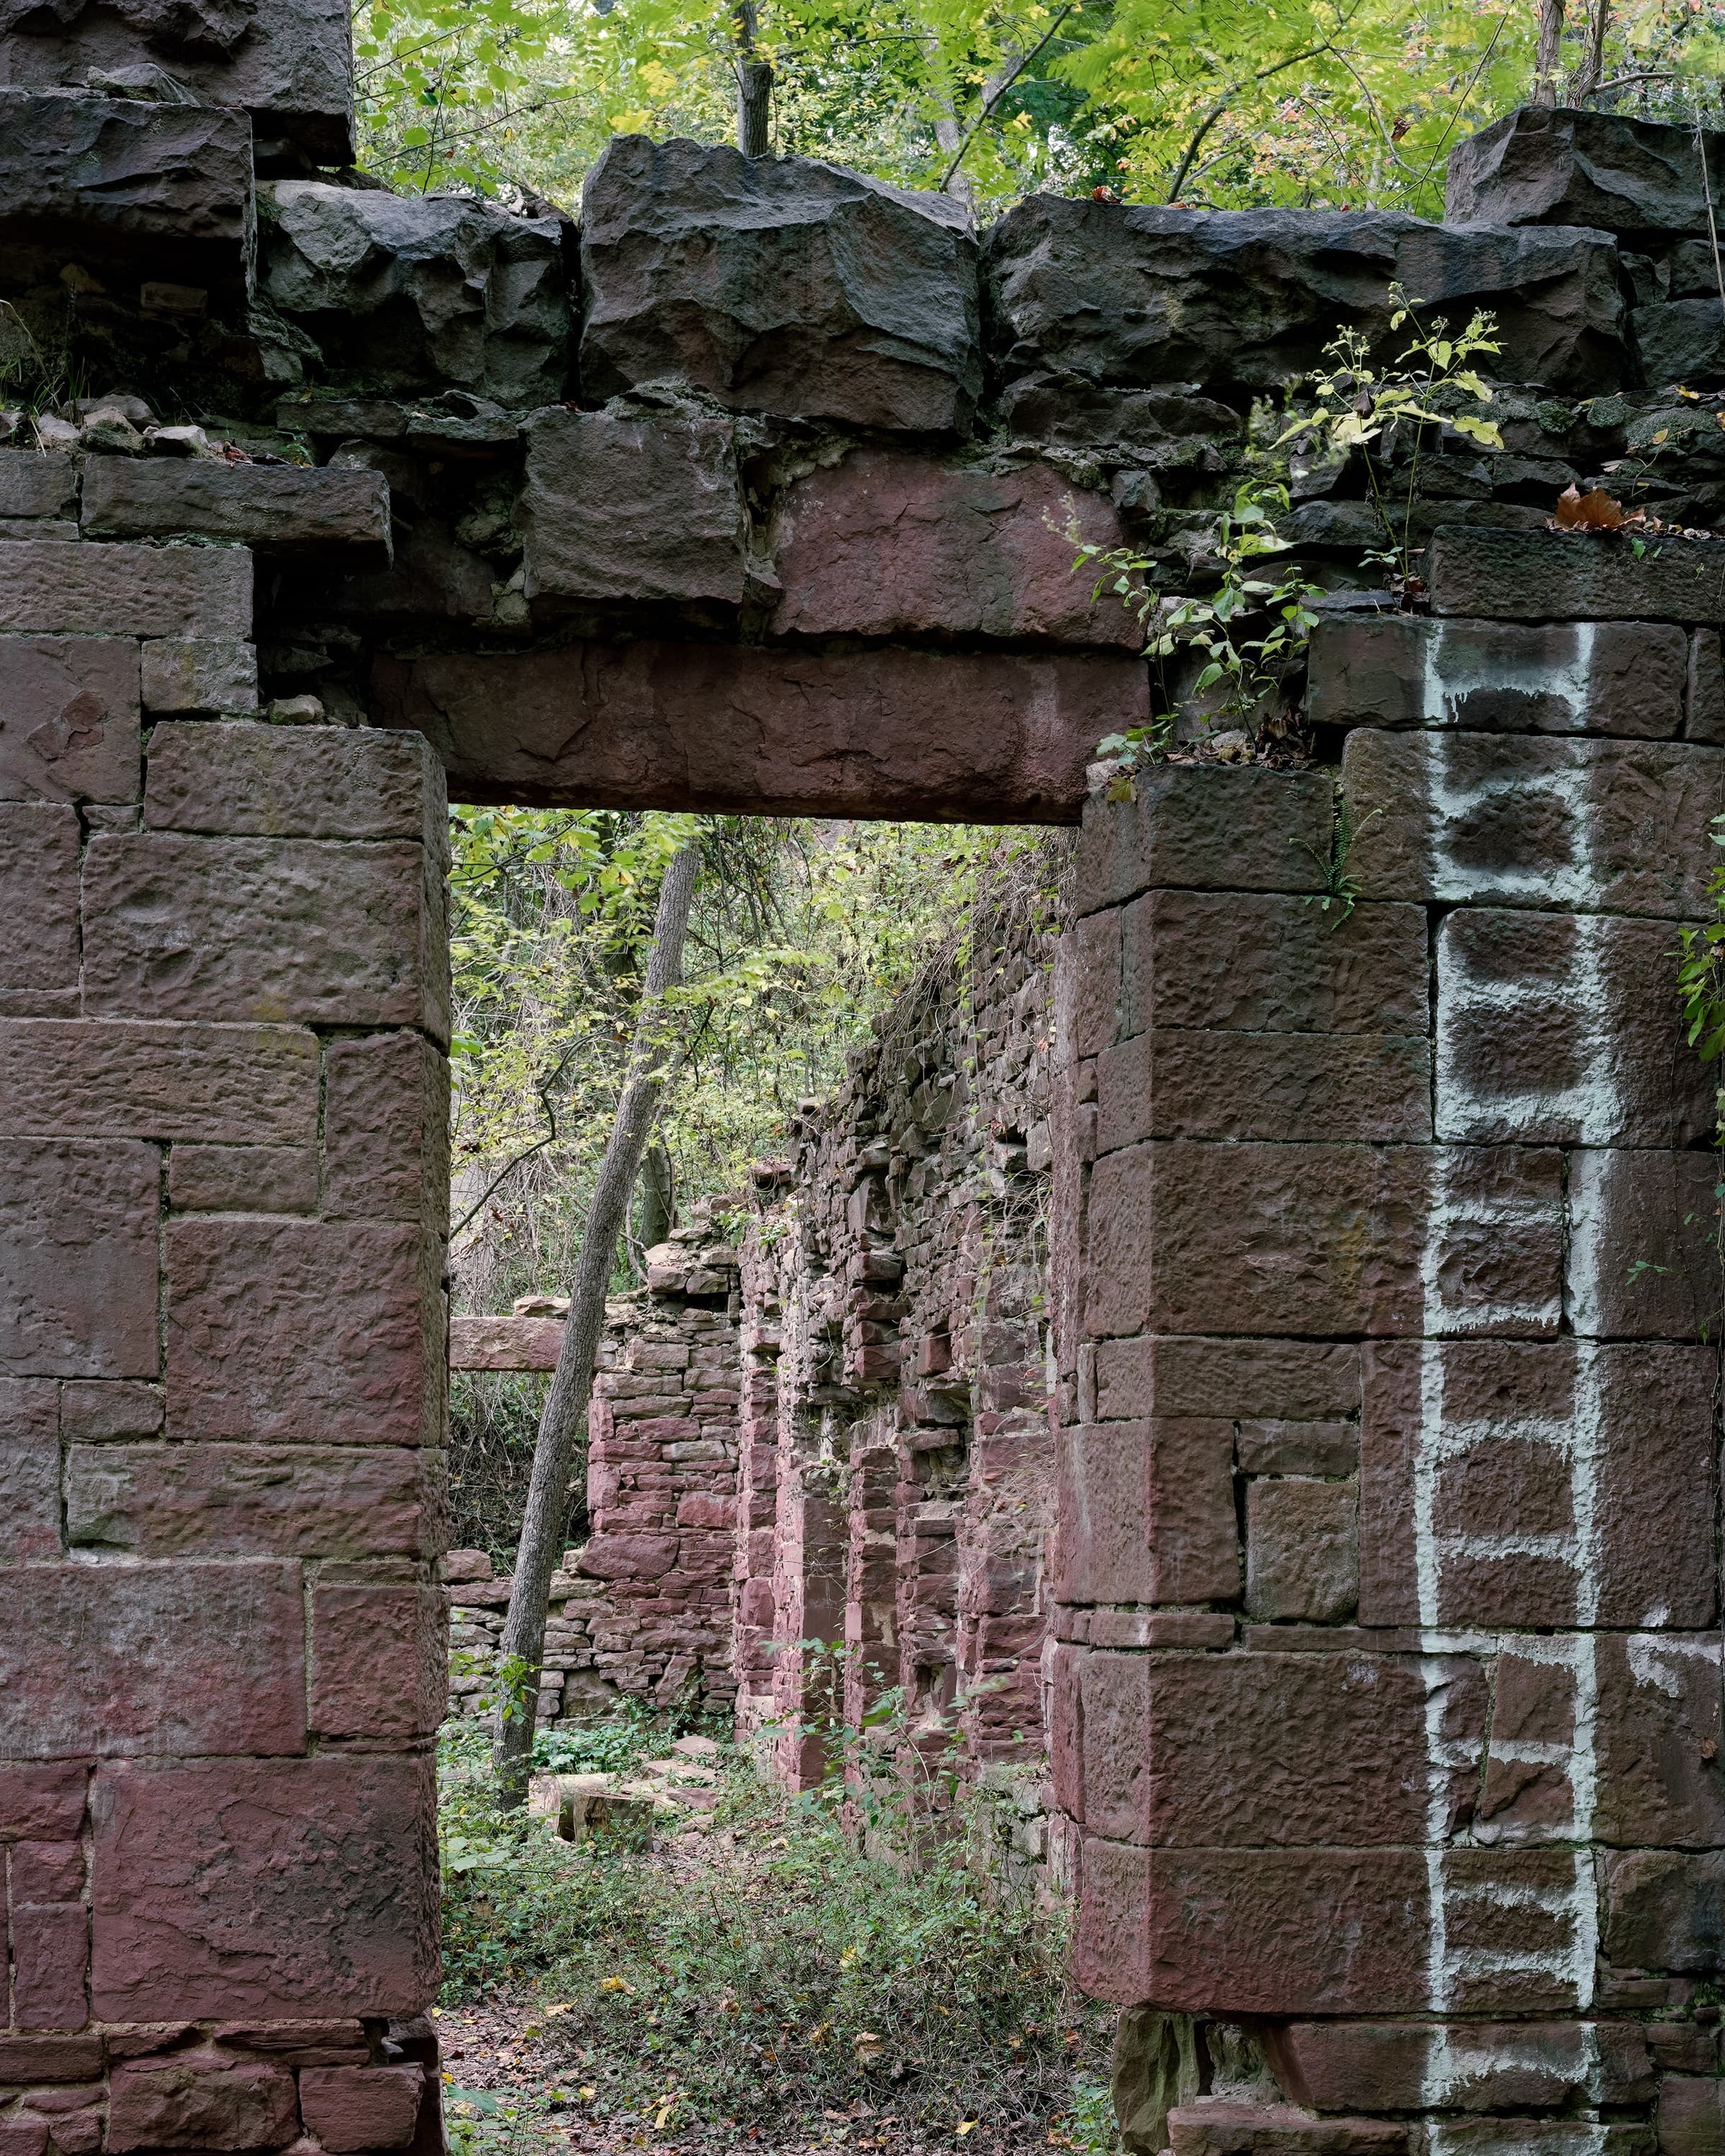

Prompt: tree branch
xmin=936 ymin=4 xmax=1076 ymax=195
xmin=1164 ymin=42 xmax=1334 ymax=204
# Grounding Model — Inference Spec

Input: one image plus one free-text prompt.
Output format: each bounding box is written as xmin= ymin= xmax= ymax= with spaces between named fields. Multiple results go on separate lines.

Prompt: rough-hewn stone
xmin=0 ymin=633 xmax=142 ymax=803
xmin=0 ymin=0 xmax=356 ymax=165
xmin=769 ymin=452 xmax=1137 ymax=647
xmin=0 ymin=95 xmax=254 ymax=288
xmin=0 ymin=803 xmax=78 ymax=989
xmin=65 ymin=1442 xmax=441 ymax=1557
xmin=579 ymin=136 xmax=980 ymax=433
xmin=1429 ymin=527 xmax=1725 ymax=626
xmin=985 ymin=198 xmax=1625 ymax=398
xmin=0 ymin=1139 xmax=160 ymax=1378
xmin=1054 ymin=1420 xmax=1238 ymax=1604
xmin=0 ymin=1560 xmax=304 ymax=1758
xmin=0 ymin=1375 xmax=60 ymax=1561
xmin=323 ymin=1031 xmax=448 ymax=1226
xmin=1306 ymin=614 xmax=1689 ymax=737
xmin=90 ymin=1755 xmax=438 ymax=2020
xmin=1244 ymin=1480 xmax=1359 ymax=1622
xmin=1077 ymin=767 xmax=1333 ymax=913
xmin=144 ymin=722 xmax=445 ymax=843
xmin=167 ymin=1142 xmax=316 ymax=1212
xmin=0 ymin=541 xmax=250 ymax=639
xmin=1096 ymin=1029 xmax=1431 ymax=1148
xmin=309 ymin=1586 xmax=445 ymax=1741
xmin=106 ymin=2059 xmax=300 ymax=2154
xmin=261 ymin=183 xmax=571 ymax=409
xmin=165 ymin=1216 xmax=441 ymax=1447
xmin=297 ymin=2066 xmax=424 ymax=2152
xmin=84 ymin=461 xmax=391 ymax=563
xmin=140 ymin=638 xmax=257 ymax=717
xmin=81 ymin=834 xmax=446 ymax=1036
xmin=1447 ymin=104 xmax=1725 ymax=238
xmin=0 ymin=451 xmax=76 ymax=522
xmin=0 ymin=1018 xmax=316 ymax=1141
xmin=521 ymin=408 xmax=745 ymax=609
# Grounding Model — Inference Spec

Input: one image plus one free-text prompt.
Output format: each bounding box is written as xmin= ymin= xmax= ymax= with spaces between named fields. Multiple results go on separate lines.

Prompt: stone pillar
xmin=1 ymin=528 xmax=451 ymax=2141
xmin=1053 ymin=546 xmax=1725 ymax=2148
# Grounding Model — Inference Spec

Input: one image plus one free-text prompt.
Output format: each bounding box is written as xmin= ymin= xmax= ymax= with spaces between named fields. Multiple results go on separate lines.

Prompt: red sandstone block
xmin=0 ymin=635 xmax=140 ymax=804
xmin=65 ymin=1442 xmax=441 ymax=1558
xmin=1166 ymin=2106 xmax=1407 ymax=2154
xmin=1 ymin=804 xmax=78 ymax=992
xmin=298 ymin=2065 xmax=424 ymax=2151
xmin=449 ymin=1314 xmax=564 ymax=1372
xmin=1342 ymin=729 xmax=1724 ymax=917
xmin=0 ymin=2037 xmax=102 ymax=2082
xmin=310 ymin=1585 xmax=446 ymax=1741
xmin=107 ymin=2056 xmax=300 ymax=2151
xmin=0 ymin=1768 xmax=88 ymax=1842
xmin=0 ymin=1376 xmax=60 ymax=1560
xmin=1442 ymin=1848 xmax=1592 ymax=2014
xmin=1096 ymin=1029 xmax=1431 ymax=1149
xmin=0 ymin=2121 xmax=47 ymax=2156
xmin=1094 ymin=1337 xmax=1361 ymax=1423
xmin=1269 ymin=2019 xmax=1654 ymax=2114
xmin=1069 ymin=909 xmax=1122 ymax=1059
xmin=1075 ymin=1841 xmax=1430 ymax=2012
xmin=1437 ymin=909 xmax=1710 ymax=1146
xmin=578 ymin=1533 xmax=679 ymax=1580
xmin=146 ymin=724 xmax=441 ymax=846
xmin=376 ymin=640 xmax=1141 ymax=823
xmin=1593 ymin=1634 xmax=1725 ymax=1848
xmin=1244 ymin=1480 xmax=1358 ymax=1623
xmin=323 ymin=1033 xmax=449 ymax=1226
xmin=770 ymin=452 xmax=1136 ymax=647
xmin=1085 ymin=1143 xmax=1426 ymax=1340
xmin=12 ymin=1902 xmax=89 ymax=2030
xmin=1080 ymin=1649 xmax=1483 ymax=1848
xmin=0 ymin=1138 xmax=160 ymax=1379
xmin=1658 ymin=2076 xmax=1725 ymax=2155
xmin=1605 ymin=1851 xmax=1725 ymax=1971
xmin=167 ymin=1217 xmax=441 ymax=1447
xmin=1076 ymin=767 xmax=1334 ymax=916
xmin=91 ymin=1756 xmax=438 ymax=2021
xmin=85 ymin=461 xmax=390 ymax=562
xmin=1360 ymin=1341 xmax=1717 ymax=1628
xmin=0 ymin=1018 xmax=319 ymax=1144
xmin=81 ymin=835 xmax=447 ymax=1038
xmin=13 ymin=1841 xmax=83 ymax=1902
xmin=1053 ymin=1420 xmax=1237 ymax=1605
xmin=168 ymin=1144 xmax=317 ymax=1213
xmin=0 ymin=1560 xmax=305 ymax=1759
xmin=1120 ymin=891 xmax=1427 ymax=1036
xmin=1570 ymin=1148 xmax=1721 ymax=1342
xmin=0 ymin=541 xmax=252 ymax=640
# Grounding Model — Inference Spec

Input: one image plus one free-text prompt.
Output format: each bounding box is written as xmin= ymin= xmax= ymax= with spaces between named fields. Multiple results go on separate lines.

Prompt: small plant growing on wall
xmin=1277 ymin=284 xmax=1504 ymax=600
xmin=1063 ymin=480 xmax=1324 ymax=788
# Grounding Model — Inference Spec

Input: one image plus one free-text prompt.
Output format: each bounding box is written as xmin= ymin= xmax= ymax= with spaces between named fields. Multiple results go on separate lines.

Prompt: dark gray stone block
xmin=83 ymin=458 xmax=390 ymax=563
xmin=0 ymin=91 xmax=254 ymax=291
xmin=1447 ymin=103 xmax=1725 ymax=241
xmin=579 ymin=135 xmax=980 ymax=435
xmin=520 ymin=408 xmax=745 ymax=611
xmin=261 ymin=181 xmax=571 ymax=410
xmin=982 ymin=196 xmax=1626 ymax=399
xmin=1633 ymin=298 xmax=1725 ymax=389
xmin=1429 ymin=524 xmax=1725 ymax=625
xmin=0 ymin=0 xmax=353 ymax=165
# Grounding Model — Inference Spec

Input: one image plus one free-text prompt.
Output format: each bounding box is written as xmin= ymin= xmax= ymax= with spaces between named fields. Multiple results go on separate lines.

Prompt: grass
xmin=436 ymin=1718 xmax=1116 ymax=2149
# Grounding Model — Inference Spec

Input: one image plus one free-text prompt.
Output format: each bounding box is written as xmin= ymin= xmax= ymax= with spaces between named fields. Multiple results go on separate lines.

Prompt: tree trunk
xmin=735 ymin=1 xmax=772 ymax=157
xmin=1534 ymin=0 xmax=1566 ymax=103
xmin=492 ymin=840 xmax=702 ymax=1805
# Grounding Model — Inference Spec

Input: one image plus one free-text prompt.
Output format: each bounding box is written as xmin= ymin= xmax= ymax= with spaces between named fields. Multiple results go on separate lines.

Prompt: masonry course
xmin=3 ymin=33 xmax=1724 ymax=2156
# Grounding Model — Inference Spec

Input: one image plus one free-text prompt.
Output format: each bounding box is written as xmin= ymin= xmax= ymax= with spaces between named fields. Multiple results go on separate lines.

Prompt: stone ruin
xmin=1 ymin=0 xmax=1724 ymax=2139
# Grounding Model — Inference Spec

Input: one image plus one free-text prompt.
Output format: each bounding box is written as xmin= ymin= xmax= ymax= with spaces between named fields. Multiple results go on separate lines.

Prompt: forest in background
xmin=354 ymin=0 xmax=1725 ymax=214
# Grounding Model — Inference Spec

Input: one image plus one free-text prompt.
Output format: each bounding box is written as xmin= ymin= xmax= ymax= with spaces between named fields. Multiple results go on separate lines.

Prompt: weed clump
xmin=436 ymin=1719 xmax=1112 ymax=2146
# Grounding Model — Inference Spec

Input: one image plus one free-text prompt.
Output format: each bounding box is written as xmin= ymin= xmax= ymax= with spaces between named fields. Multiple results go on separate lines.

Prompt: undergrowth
xmin=436 ymin=1718 xmax=1113 ymax=2147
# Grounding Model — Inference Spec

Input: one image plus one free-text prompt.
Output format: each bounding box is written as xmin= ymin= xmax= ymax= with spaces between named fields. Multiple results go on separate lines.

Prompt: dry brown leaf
xmin=1552 ymin=484 xmax=1627 ymax=530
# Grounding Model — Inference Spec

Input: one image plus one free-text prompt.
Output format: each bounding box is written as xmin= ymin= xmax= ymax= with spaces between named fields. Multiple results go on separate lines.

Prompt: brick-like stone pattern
xmin=735 ymin=862 xmax=1059 ymax=1876
xmin=446 ymin=1201 xmax=742 ymax=1722
xmin=9 ymin=20 xmax=1725 ymax=2150
xmin=1056 ymin=586 xmax=1725 ymax=2148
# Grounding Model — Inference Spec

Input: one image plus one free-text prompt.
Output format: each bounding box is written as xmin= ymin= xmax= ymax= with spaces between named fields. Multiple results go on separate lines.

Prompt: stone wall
xmin=446 ymin=1199 xmax=742 ymax=1723
xmin=6 ymin=4 xmax=1725 ymax=2145
xmin=1055 ymin=543 xmax=1725 ymax=2152
xmin=735 ymin=856 xmax=1062 ymax=1871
